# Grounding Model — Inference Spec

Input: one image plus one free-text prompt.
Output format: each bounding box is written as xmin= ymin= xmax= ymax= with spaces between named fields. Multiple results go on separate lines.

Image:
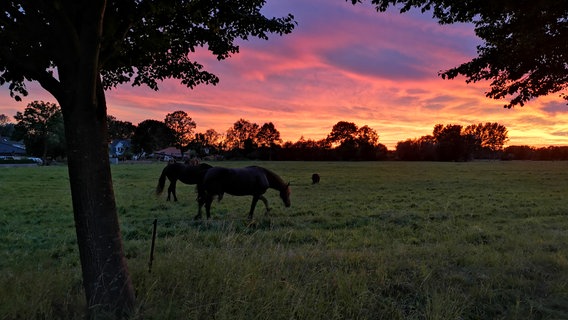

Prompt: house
xmin=0 ymin=137 xmax=26 ymax=156
xmin=108 ymin=139 xmax=131 ymax=159
xmin=154 ymin=146 xmax=183 ymax=161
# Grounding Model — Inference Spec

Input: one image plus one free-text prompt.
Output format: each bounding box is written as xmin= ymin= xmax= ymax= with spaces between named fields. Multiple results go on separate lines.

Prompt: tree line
xmin=6 ymin=101 xmax=568 ymax=162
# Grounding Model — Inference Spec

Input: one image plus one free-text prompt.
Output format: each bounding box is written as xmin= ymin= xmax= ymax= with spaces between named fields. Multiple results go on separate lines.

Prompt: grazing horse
xmin=195 ymin=166 xmax=291 ymax=220
xmin=311 ymin=173 xmax=320 ymax=184
xmin=156 ymin=162 xmax=213 ymax=201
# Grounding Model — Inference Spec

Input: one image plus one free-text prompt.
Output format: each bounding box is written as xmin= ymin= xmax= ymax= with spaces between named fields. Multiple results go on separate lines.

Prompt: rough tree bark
xmin=46 ymin=1 xmax=136 ymax=317
xmin=61 ymin=79 xmax=135 ymax=317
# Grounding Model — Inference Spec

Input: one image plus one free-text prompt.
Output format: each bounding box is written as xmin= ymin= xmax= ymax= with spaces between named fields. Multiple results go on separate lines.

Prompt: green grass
xmin=1 ymin=161 xmax=568 ymax=319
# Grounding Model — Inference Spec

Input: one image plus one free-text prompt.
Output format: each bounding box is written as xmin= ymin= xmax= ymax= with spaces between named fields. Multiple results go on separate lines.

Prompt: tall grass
xmin=1 ymin=161 xmax=568 ymax=319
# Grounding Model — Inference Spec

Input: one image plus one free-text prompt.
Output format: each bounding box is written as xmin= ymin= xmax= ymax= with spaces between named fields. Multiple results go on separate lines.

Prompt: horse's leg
xmin=166 ymin=180 xmax=172 ymax=201
xmin=259 ymin=195 xmax=271 ymax=215
xmin=194 ymin=192 xmax=205 ymax=220
xmin=248 ymin=195 xmax=260 ymax=220
xmin=168 ymin=180 xmax=178 ymax=202
xmin=205 ymin=194 xmax=214 ymax=219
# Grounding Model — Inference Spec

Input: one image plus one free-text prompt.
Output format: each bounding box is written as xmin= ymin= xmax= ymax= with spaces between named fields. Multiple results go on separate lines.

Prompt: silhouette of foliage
xmin=257 ymin=122 xmax=282 ymax=148
xmin=225 ymin=119 xmax=260 ymax=154
xmin=0 ymin=114 xmax=15 ymax=138
xmin=13 ymin=101 xmax=65 ymax=160
xmin=396 ymin=123 xmax=509 ymax=161
xmin=463 ymin=122 xmax=509 ymax=158
xmin=164 ymin=110 xmax=196 ymax=157
xmin=433 ymin=124 xmax=475 ymax=161
xmin=107 ymin=115 xmax=136 ymax=141
xmin=327 ymin=121 xmax=359 ymax=146
xmin=131 ymin=119 xmax=175 ymax=154
xmin=504 ymin=145 xmax=568 ymax=161
xmin=203 ymin=128 xmax=224 ymax=153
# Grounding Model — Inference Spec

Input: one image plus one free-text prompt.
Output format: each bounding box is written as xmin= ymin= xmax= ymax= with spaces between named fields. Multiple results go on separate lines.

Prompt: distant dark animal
xmin=311 ymin=173 xmax=320 ymax=184
xmin=195 ymin=166 xmax=291 ymax=220
xmin=156 ymin=162 xmax=213 ymax=201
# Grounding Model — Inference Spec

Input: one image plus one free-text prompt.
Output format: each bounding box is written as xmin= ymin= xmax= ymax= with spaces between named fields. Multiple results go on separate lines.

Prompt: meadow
xmin=1 ymin=161 xmax=568 ymax=319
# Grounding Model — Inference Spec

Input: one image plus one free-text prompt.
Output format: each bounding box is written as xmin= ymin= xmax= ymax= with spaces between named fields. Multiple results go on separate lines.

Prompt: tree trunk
xmin=50 ymin=1 xmax=136 ymax=317
xmin=61 ymin=78 xmax=136 ymax=317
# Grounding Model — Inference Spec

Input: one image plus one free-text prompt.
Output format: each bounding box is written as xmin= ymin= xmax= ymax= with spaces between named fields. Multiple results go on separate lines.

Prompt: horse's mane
xmin=256 ymin=166 xmax=287 ymax=190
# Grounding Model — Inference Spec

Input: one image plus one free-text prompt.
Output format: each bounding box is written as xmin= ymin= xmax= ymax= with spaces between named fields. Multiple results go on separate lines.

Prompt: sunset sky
xmin=2 ymin=0 xmax=568 ymax=149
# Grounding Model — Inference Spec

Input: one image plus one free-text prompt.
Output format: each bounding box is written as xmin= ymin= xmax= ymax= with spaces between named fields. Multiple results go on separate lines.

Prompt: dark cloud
xmin=552 ymin=130 xmax=568 ymax=137
xmin=541 ymin=101 xmax=568 ymax=115
xmin=323 ymin=46 xmax=431 ymax=80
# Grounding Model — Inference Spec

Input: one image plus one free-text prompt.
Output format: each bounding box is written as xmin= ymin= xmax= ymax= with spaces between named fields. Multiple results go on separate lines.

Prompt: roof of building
xmin=0 ymin=138 xmax=26 ymax=155
xmin=155 ymin=147 xmax=182 ymax=158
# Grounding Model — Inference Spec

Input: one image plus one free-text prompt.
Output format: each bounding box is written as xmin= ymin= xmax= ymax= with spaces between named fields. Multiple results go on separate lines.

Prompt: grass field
xmin=1 ymin=161 xmax=568 ymax=319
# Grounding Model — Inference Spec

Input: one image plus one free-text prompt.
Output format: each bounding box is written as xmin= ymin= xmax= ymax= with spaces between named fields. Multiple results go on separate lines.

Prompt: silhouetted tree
xmin=13 ymin=101 xmax=65 ymax=161
xmin=203 ymin=128 xmax=224 ymax=153
xmin=396 ymin=139 xmax=421 ymax=161
xmin=416 ymin=135 xmax=437 ymax=160
xmin=535 ymin=146 xmax=568 ymax=160
xmin=164 ymin=110 xmax=196 ymax=158
xmin=0 ymin=1 xmax=294 ymax=315
xmin=257 ymin=122 xmax=282 ymax=160
xmin=433 ymin=124 xmax=473 ymax=161
xmin=351 ymin=0 xmax=568 ymax=108
xmin=463 ymin=122 xmax=508 ymax=158
xmin=505 ymin=145 xmax=568 ymax=161
xmin=188 ymin=132 xmax=206 ymax=158
xmin=375 ymin=143 xmax=389 ymax=160
xmin=283 ymin=136 xmax=332 ymax=160
xmin=326 ymin=121 xmax=356 ymax=160
xmin=225 ymin=119 xmax=260 ymax=154
xmin=356 ymin=125 xmax=379 ymax=145
xmin=503 ymin=145 xmax=535 ymax=160
xmin=257 ymin=122 xmax=282 ymax=148
xmin=396 ymin=135 xmax=437 ymax=161
xmin=326 ymin=122 xmax=385 ymax=160
xmin=131 ymin=120 xmax=175 ymax=154
xmin=0 ymin=114 xmax=14 ymax=137
xmin=355 ymin=125 xmax=381 ymax=160
xmin=107 ymin=115 xmax=136 ymax=141
xmin=327 ymin=121 xmax=358 ymax=146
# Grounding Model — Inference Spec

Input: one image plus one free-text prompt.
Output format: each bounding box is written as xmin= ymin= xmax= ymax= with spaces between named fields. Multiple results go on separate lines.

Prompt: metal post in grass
xmin=148 ymin=219 xmax=157 ymax=273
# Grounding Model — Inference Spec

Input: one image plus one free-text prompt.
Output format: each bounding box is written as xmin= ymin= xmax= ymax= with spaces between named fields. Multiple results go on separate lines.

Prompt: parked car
xmin=28 ymin=157 xmax=43 ymax=165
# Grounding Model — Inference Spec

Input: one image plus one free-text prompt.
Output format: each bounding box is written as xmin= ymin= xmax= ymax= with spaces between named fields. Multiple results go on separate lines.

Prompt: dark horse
xmin=156 ymin=162 xmax=213 ymax=201
xmin=195 ymin=166 xmax=291 ymax=220
xmin=311 ymin=173 xmax=320 ymax=184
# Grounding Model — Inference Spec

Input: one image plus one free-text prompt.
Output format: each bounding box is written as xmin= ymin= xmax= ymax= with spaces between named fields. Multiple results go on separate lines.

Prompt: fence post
xmin=148 ymin=218 xmax=157 ymax=273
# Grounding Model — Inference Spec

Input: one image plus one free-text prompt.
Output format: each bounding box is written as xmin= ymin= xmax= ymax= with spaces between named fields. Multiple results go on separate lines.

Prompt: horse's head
xmin=280 ymin=182 xmax=291 ymax=207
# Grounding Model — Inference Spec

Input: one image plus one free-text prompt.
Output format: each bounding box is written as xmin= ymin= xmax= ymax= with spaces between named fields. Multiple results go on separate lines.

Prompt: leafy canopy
xmin=0 ymin=1 xmax=296 ymax=101
xmin=13 ymin=101 xmax=66 ymax=158
xmin=351 ymin=0 xmax=568 ymax=108
xmin=164 ymin=110 xmax=196 ymax=150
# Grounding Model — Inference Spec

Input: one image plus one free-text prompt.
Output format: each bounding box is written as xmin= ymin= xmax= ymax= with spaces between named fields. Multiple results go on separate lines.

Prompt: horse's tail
xmin=156 ymin=168 xmax=167 ymax=195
